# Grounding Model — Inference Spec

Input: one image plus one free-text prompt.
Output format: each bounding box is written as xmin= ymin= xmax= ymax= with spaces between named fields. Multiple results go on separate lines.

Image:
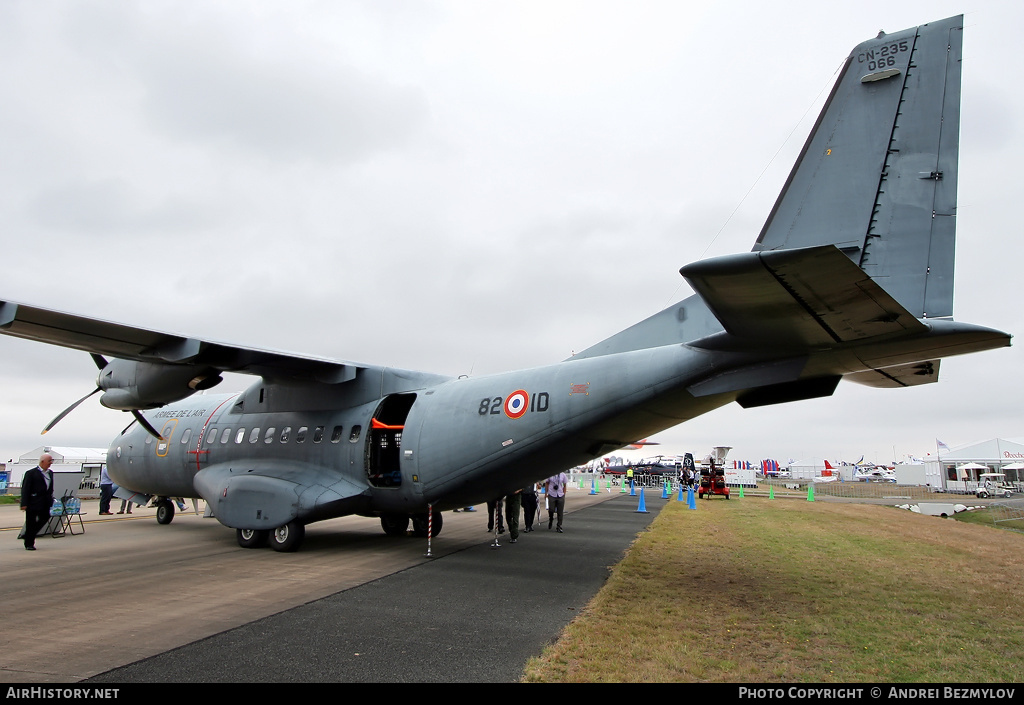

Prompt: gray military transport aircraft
xmin=0 ymin=15 xmax=1010 ymax=551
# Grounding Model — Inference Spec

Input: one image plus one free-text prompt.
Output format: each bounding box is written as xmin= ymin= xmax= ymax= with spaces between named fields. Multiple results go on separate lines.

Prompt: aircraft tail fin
xmin=571 ymin=17 xmax=1005 ymax=365
xmin=753 ymin=15 xmax=963 ymax=320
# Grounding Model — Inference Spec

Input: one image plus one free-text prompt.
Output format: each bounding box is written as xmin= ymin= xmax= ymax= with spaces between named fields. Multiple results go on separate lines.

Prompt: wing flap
xmin=680 ymin=245 xmax=926 ymax=346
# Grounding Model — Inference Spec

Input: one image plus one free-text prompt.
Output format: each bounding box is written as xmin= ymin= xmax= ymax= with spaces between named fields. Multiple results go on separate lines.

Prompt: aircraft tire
xmin=411 ymin=512 xmax=443 ymax=538
xmin=270 ymin=521 xmax=305 ymax=552
xmin=237 ymin=528 xmax=270 ymax=549
xmin=156 ymin=500 xmax=175 ymax=525
xmin=380 ymin=514 xmax=410 ymax=537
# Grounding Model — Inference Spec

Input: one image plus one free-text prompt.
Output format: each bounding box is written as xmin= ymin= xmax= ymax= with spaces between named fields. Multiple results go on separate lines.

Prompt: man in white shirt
xmin=99 ymin=465 xmax=114 ymax=515
xmin=544 ymin=471 xmax=569 ymax=533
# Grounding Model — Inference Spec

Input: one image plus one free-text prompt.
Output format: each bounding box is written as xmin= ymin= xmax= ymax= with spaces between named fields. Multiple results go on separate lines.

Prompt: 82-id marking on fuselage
xmin=478 ymin=391 xmax=550 ymax=418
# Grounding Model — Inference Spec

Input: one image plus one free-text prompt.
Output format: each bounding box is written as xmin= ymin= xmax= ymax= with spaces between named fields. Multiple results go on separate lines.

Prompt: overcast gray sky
xmin=0 ymin=0 xmax=1020 ymax=468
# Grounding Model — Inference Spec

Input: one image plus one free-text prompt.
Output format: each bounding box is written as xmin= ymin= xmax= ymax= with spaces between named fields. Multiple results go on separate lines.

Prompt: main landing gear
xmin=236 ymin=528 xmax=269 ymax=549
xmin=236 ymin=520 xmax=305 ymax=552
xmin=270 ymin=521 xmax=305 ymax=552
xmin=148 ymin=494 xmax=306 ymax=552
xmin=381 ymin=512 xmax=443 ymax=538
xmin=235 ymin=512 xmax=444 ymax=553
xmin=380 ymin=514 xmax=410 ymax=536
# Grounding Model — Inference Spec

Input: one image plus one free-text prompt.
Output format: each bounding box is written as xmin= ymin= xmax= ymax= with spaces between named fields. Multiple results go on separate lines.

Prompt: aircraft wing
xmin=0 ymin=299 xmax=361 ymax=383
xmin=679 ymin=245 xmax=926 ymax=347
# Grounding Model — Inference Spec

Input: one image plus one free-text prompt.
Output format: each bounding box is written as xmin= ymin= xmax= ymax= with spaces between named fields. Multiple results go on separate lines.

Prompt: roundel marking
xmin=504 ymin=390 xmax=530 ymax=419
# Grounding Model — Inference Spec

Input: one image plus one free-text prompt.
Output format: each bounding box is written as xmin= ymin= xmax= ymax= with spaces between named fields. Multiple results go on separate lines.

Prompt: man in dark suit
xmin=20 ymin=453 xmax=54 ymax=550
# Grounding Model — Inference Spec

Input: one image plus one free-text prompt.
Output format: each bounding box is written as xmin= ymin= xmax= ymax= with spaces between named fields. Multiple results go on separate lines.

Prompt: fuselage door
xmin=367 ymin=393 xmax=417 ymax=489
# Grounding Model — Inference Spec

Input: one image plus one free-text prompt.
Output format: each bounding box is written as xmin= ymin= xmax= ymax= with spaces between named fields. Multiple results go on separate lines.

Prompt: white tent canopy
xmin=940 ymin=438 xmax=1024 ymax=463
xmin=8 ymin=445 xmax=107 ymax=489
xmin=17 ymin=446 xmax=107 ymax=464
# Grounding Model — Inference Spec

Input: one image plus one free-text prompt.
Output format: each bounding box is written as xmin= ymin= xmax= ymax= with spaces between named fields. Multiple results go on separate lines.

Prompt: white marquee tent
xmin=939 ymin=438 xmax=1024 ymax=481
xmin=6 ymin=445 xmax=107 ymax=490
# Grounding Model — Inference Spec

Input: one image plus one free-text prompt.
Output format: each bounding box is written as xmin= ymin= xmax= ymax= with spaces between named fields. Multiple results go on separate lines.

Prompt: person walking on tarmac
xmin=98 ymin=464 xmax=114 ymax=515
xmin=20 ymin=453 xmax=55 ymax=550
xmin=521 ymin=482 xmax=539 ymax=533
xmin=486 ymin=496 xmax=505 ymax=534
xmin=544 ymin=471 xmax=568 ymax=533
xmin=505 ymin=488 xmax=522 ymax=543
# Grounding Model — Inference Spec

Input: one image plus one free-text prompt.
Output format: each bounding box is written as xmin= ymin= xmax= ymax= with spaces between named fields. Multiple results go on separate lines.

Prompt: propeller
xmin=130 ymin=410 xmax=165 ymax=441
xmin=42 ymin=386 xmax=102 ymax=434
xmin=41 ymin=353 xmax=165 ymax=440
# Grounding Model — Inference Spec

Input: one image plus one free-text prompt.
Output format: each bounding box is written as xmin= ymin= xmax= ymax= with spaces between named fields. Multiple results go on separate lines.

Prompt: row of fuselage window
xmin=149 ymin=424 xmax=362 ymax=448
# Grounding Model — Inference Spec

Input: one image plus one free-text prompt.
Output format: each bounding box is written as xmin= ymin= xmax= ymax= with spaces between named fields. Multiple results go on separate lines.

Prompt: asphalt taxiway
xmin=1 ymin=485 xmax=665 ymax=683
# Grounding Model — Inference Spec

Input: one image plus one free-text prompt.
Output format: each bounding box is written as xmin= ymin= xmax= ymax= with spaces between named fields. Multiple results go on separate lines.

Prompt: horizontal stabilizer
xmin=846 ymin=360 xmax=940 ymax=388
xmin=680 ymin=245 xmax=924 ymax=346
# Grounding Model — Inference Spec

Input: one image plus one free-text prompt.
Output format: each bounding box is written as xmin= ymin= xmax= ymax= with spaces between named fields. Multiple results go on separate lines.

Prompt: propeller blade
xmin=42 ymin=387 xmax=102 ymax=434
xmin=90 ymin=353 xmax=108 ymax=371
xmin=132 ymin=410 xmax=165 ymax=441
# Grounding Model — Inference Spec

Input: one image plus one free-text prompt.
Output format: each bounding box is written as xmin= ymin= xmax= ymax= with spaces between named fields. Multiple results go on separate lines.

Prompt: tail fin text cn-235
xmin=0 ymin=16 xmax=1009 ymax=551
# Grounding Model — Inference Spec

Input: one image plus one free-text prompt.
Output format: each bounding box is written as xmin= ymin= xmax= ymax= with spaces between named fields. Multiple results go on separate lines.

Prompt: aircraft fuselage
xmin=107 ymin=310 xmax=1006 ymax=533
xmin=106 ymin=341 xmax=726 ymax=528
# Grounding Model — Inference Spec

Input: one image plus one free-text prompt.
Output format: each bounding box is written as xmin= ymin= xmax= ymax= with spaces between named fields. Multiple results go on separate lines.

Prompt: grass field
xmin=523 ymin=497 xmax=1024 ymax=683
xmin=954 ymin=506 xmax=1024 ymax=533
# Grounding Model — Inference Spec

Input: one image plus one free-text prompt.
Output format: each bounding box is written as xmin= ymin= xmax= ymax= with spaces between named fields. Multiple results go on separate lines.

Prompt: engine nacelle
xmin=96 ymin=358 xmax=223 ymax=410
